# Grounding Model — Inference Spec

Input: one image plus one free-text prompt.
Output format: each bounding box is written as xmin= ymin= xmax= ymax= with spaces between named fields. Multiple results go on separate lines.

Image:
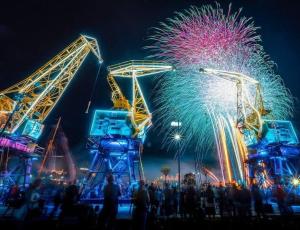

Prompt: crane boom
xmin=0 ymin=35 xmax=102 ymax=135
xmin=107 ymin=74 xmax=130 ymax=110
xmin=107 ymin=60 xmax=173 ymax=137
xmin=199 ymin=68 xmax=270 ymax=136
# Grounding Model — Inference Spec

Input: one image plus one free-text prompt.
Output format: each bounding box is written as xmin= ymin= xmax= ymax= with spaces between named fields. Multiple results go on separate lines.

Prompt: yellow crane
xmin=199 ymin=67 xmax=271 ymax=184
xmin=0 ymin=35 xmax=102 ymax=139
xmin=107 ymin=60 xmax=173 ymax=137
xmin=199 ymin=68 xmax=270 ymax=138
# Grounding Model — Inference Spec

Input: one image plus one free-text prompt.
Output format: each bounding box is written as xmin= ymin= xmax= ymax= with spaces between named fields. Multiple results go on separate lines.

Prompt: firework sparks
xmin=147 ymin=3 xmax=293 ymax=177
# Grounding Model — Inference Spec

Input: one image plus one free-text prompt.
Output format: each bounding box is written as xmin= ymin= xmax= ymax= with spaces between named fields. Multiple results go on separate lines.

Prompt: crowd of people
xmin=136 ymin=180 xmax=294 ymax=221
xmin=0 ymin=175 xmax=296 ymax=229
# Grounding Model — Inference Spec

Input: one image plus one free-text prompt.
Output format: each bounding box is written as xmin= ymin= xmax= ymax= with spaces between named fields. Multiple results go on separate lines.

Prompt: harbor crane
xmin=0 ymin=35 xmax=102 ymax=189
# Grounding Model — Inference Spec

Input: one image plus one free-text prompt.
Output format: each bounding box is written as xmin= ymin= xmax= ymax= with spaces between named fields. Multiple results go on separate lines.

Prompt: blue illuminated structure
xmin=90 ymin=110 xmax=132 ymax=137
xmin=0 ymin=118 xmax=43 ymax=193
xmin=81 ymin=109 xmax=144 ymax=201
xmin=0 ymin=35 xmax=102 ymax=197
xmin=246 ymin=120 xmax=300 ymax=188
xmin=21 ymin=119 xmax=44 ymax=140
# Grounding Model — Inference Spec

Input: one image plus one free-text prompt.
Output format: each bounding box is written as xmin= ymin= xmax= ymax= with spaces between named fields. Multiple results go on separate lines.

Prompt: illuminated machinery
xmin=0 ymin=35 xmax=102 ymax=189
xmin=247 ymin=120 xmax=300 ymax=190
xmin=199 ymin=68 xmax=300 ymax=188
xmin=82 ymin=60 xmax=173 ymax=201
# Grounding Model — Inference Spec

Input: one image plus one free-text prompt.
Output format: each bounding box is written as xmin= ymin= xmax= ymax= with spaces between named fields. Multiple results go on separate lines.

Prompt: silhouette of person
xmin=24 ymin=178 xmax=43 ymax=220
xmin=217 ymin=182 xmax=226 ymax=218
xmin=132 ymin=180 xmax=150 ymax=230
xmin=251 ymin=183 xmax=265 ymax=218
xmin=99 ymin=174 xmax=121 ymax=229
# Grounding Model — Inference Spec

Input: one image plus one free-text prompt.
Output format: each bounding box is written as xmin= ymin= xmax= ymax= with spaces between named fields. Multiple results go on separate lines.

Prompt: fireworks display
xmin=147 ymin=3 xmax=293 ymax=179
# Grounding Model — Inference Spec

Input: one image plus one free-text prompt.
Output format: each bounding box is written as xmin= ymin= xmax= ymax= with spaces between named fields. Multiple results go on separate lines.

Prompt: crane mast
xmin=83 ymin=60 xmax=172 ymax=199
xmin=107 ymin=60 xmax=173 ymax=137
xmin=107 ymin=74 xmax=130 ymax=110
xmin=199 ymin=68 xmax=270 ymax=137
xmin=0 ymin=35 xmax=102 ymax=138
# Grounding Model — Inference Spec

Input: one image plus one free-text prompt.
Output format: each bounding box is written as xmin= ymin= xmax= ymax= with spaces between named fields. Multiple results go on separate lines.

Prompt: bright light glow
xmin=148 ymin=3 xmax=293 ymax=151
xmin=79 ymin=167 xmax=89 ymax=171
xmin=147 ymin=3 xmax=294 ymax=183
xmin=171 ymin=121 xmax=182 ymax=127
xmin=292 ymin=178 xmax=300 ymax=186
xmin=174 ymin=133 xmax=181 ymax=140
xmin=108 ymin=60 xmax=173 ymax=78
xmin=0 ymin=137 xmax=35 ymax=153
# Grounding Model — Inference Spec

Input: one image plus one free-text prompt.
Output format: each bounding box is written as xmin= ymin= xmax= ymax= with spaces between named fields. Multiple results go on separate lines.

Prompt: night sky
xmin=1 ymin=0 xmax=300 ymax=179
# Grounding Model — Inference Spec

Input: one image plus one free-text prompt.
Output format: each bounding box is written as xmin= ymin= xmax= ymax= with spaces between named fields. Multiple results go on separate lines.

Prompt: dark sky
xmin=1 ymin=0 xmax=300 ymax=174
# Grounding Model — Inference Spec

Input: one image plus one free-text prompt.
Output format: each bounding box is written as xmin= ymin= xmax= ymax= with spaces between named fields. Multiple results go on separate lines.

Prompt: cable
xmin=85 ymin=63 xmax=103 ymax=114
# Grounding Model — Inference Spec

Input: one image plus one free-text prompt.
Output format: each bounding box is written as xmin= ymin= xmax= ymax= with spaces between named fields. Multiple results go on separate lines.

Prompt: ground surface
xmin=1 ymin=203 xmax=300 ymax=229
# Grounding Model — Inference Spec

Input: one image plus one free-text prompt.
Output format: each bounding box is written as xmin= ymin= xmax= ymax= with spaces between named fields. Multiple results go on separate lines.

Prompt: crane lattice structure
xmin=82 ymin=61 xmax=172 ymax=201
xmin=108 ymin=60 xmax=173 ymax=138
xmin=199 ymin=68 xmax=300 ymax=189
xmin=199 ymin=68 xmax=270 ymax=137
xmin=0 ymin=35 xmax=101 ymax=190
xmin=0 ymin=35 xmax=102 ymax=137
xmin=199 ymin=68 xmax=270 ymax=184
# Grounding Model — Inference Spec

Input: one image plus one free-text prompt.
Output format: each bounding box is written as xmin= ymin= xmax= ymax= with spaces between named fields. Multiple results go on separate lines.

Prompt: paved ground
xmin=0 ymin=203 xmax=133 ymax=219
xmin=1 ymin=202 xmax=300 ymax=220
xmin=1 ymin=215 xmax=300 ymax=230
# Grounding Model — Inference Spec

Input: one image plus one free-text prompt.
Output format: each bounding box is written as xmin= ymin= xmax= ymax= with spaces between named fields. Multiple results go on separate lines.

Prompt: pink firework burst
xmin=147 ymin=3 xmax=293 ymax=153
xmin=148 ymin=3 xmax=261 ymax=68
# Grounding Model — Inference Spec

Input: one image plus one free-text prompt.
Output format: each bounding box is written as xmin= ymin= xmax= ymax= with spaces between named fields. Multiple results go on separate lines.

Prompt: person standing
xmin=59 ymin=183 xmax=80 ymax=222
xmin=132 ymin=180 xmax=150 ymax=230
xmin=240 ymin=184 xmax=252 ymax=217
xmin=205 ymin=185 xmax=216 ymax=219
xmin=49 ymin=182 xmax=64 ymax=218
xmin=251 ymin=183 xmax=265 ymax=218
xmin=275 ymin=184 xmax=288 ymax=215
xmin=184 ymin=184 xmax=197 ymax=218
xmin=3 ymin=185 xmax=24 ymax=217
xmin=163 ymin=183 xmax=172 ymax=217
xmin=25 ymin=178 xmax=43 ymax=220
xmin=217 ymin=183 xmax=226 ymax=218
xmin=99 ymin=174 xmax=121 ymax=230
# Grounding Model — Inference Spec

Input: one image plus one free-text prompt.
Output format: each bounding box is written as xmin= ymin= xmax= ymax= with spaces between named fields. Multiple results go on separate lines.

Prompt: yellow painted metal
xmin=107 ymin=74 xmax=130 ymax=110
xmin=0 ymin=35 xmax=102 ymax=134
xmin=199 ymin=68 xmax=271 ymax=184
xmin=107 ymin=60 xmax=173 ymax=137
xmin=200 ymin=68 xmax=270 ymax=137
xmin=0 ymin=95 xmax=15 ymax=113
xmin=132 ymin=76 xmax=151 ymax=136
xmin=108 ymin=60 xmax=173 ymax=78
